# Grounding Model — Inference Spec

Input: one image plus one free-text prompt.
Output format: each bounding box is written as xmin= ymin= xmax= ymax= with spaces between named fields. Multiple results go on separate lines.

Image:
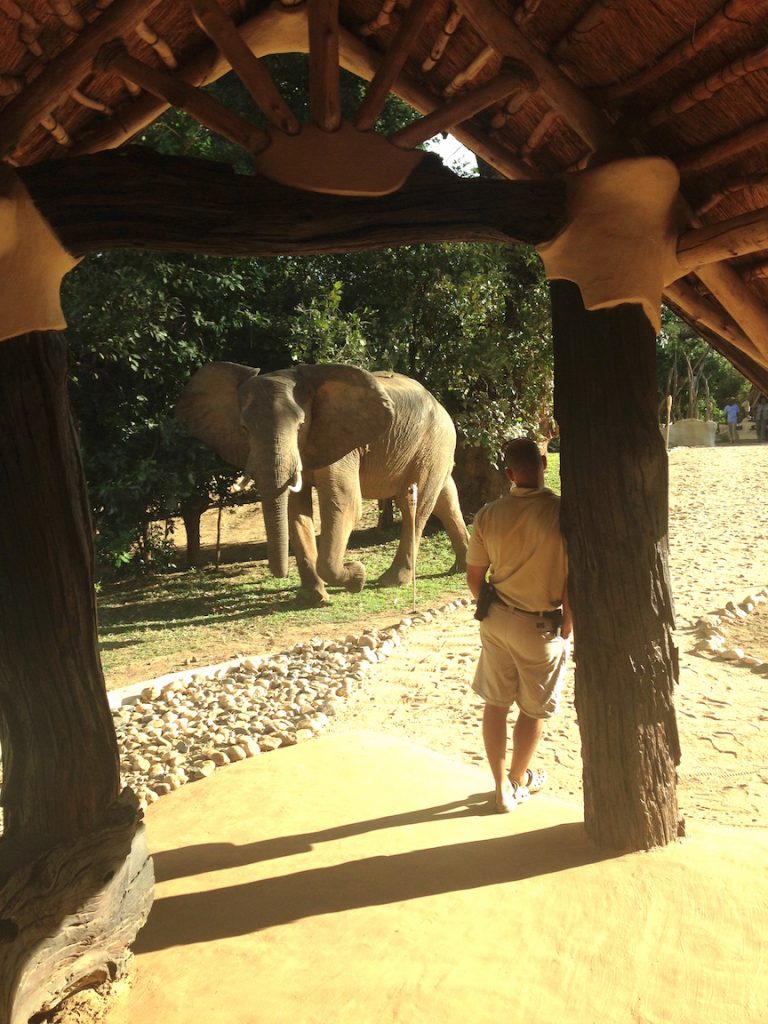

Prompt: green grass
xmin=97 ymin=456 xmax=561 ymax=689
xmin=97 ymin=524 xmax=466 ymax=689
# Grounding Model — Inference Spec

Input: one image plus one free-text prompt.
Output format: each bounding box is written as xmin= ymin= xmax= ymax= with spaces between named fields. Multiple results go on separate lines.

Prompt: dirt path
xmin=330 ymin=445 xmax=768 ymax=829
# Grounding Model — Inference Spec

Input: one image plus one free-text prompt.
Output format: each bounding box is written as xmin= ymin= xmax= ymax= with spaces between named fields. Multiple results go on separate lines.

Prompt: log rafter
xmin=597 ymin=0 xmax=768 ymax=105
xmin=391 ymin=60 xmax=536 ymax=149
xmin=0 ymin=0 xmax=166 ymax=159
xmin=679 ymin=116 xmax=768 ymax=176
xmin=443 ymin=45 xmax=495 ymax=98
xmin=421 ymin=4 xmax=462 ymax=72
xmin=96 ymin=42 xmax=271 ymax=154
xmin=696 ymin=173 xmax=768 ymax=215
xmin=355 ymin=0 xmax=441 ymax=131
xmin=639 ymin=40 xmax=768 ymax=132
xmin=678 ymin=205 xmax=768 ymax=272
xmin=308 ymin=0 xmax=341 ymax=132
xmin=190 ymin=0 xmax=300 ymax=135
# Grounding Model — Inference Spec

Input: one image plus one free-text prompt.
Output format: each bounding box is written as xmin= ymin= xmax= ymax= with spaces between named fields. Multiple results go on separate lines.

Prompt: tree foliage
xmin=657 ymin=308 xmax=750 ymax=422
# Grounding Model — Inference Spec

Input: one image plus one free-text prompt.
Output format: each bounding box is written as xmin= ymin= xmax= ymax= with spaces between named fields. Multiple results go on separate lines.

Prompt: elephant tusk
xmin=287 ymin=468 xmax=303 ymax=493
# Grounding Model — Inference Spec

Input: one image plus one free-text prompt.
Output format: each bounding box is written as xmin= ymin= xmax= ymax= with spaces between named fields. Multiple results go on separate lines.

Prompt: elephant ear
xmin=176 ymin=362 xmax=260 ymax=468
xmin=295 ymin=364 xmax=395 ymax=470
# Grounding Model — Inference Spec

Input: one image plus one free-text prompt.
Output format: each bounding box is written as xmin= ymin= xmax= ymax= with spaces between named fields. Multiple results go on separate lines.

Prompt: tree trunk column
xmin=0 ymin=332 xmax=120 ymax=842
xmin=551 ymin=280 xmax=682 ymax=851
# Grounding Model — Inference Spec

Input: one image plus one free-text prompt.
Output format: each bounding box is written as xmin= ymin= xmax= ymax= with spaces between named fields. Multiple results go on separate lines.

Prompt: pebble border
xmin=693 ymin=585 xmax=768 ymax=672
xmin=112 ymin=597 xmax=473 ymax=810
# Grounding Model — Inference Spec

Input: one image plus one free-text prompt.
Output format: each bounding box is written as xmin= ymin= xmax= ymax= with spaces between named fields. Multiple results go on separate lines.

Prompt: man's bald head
xmin=503 ymin=437 xmax=546 ymax=488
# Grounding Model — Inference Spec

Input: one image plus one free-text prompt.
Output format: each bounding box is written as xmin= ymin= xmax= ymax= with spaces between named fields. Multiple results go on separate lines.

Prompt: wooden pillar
xmin=551 ymin=280 xmax=682 ymax=851
xmin=0 ymin=332 xmax=120 ymax=842
xmin=0 ymin=333 xmax=153 ymax=1023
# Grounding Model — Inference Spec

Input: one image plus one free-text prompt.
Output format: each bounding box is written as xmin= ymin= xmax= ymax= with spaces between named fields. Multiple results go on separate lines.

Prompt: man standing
xmin=467 ymin=438 xmax=571 ymax=813
xmin=723 ymin=398 xmax=740 ymax=443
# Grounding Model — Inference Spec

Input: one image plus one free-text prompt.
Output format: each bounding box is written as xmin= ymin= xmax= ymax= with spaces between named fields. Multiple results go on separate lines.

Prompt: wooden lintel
xmin=390 ymin=62 xmax=535 ymax=149
xmin=19 ymin=150 xmax=567 ymax=256
xmin=678 ymin=205 xmax=768 ymax=272
xmin=190 ymin=0 xmax=300 ymax=135
xmin=98 ymin=45 xmax=270 ymax=154
xmin=0 ymin=0 xmax=165 ymax=159
xmin=308 ymin=0 xmax=341 ymax=131
xmin=355 ymin=0 xmax=441 ymax=131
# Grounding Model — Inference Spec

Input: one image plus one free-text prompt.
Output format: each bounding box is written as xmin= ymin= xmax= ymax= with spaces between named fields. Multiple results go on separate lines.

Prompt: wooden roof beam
xmin=597 ymin=0 xmax=768 ymax=105
xmin=355 ymin=0 xmax=441 ymax=131
xmin=190 ymin=0 xmax=300 ymax=135
xmin=96 ymin=43 xmax=270 ymax=154
xmin=390 ymin=61 xmax=536 ymax=149
xmin=678 ymin=206 xmax=768 ymax=272
xmin=640 ymin=40 xmax=768 ymax=131
xmin=0 ymin=0 xmax=165 ymax=159
xmin=696 ymin=174 xmax=768 ymax=216
xmin=308 ymin=0 xmax=341 ymax=131
xmin=663 ymin=278 xmax=760 ymax=359
xmin=679 ymin=117 xmax=768 ymax=176
xmin=454 ymin=0 xmax=618 ymax=153
xmin=421 ymin=5 xmax=462 ymax=72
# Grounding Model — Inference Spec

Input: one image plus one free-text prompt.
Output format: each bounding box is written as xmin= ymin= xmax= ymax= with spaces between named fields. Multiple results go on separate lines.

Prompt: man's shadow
xmin=140 ymin=796 xmax=613 ymax=952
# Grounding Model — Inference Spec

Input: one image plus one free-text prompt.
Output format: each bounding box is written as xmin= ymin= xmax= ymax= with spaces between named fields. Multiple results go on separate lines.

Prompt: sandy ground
xmin=328 ymin=445 xmax=768 ymax=830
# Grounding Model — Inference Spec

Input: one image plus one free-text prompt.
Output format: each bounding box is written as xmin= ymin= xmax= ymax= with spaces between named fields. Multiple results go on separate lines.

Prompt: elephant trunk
xmin=260 ymin=486 xmax=290 ymax=578
xmin=251 ymin=452 xmax=302 ymax=579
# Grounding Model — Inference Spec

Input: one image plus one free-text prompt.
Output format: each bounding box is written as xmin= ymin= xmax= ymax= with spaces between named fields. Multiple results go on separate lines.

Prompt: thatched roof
xmin=3 ymin=0 xmax=768 ymax=381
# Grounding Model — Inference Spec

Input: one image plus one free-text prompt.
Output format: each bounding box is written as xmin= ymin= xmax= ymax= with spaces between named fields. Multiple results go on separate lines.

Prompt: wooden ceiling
xmin=3 ymin=0 xmax=768 ymax=378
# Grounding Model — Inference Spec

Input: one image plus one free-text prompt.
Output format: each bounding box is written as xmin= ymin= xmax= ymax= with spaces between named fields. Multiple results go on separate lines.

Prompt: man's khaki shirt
xmin=467 ymin=486 xmax=567 ymax=612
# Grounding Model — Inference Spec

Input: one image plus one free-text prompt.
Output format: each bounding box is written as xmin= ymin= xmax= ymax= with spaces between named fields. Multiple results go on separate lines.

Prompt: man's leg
xmin=482 ymin=704 xmax=516 ymax=811
xmin=509 ymin=710 xmax=544 ymax=786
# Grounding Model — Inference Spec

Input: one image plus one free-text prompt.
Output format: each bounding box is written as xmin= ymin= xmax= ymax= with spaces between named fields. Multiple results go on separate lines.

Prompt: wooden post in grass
xmin=407 ymin=483 xmax=418 ymax=609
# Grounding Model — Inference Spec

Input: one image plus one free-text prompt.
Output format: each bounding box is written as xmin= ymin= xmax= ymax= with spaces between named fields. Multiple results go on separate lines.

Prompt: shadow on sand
xmin=139 ymin=799 xmax=614 ymax=951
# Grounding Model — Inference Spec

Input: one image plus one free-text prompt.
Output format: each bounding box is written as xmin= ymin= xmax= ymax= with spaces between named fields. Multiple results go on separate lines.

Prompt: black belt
xmin=513 ymin=606 xmax=561 ymax=617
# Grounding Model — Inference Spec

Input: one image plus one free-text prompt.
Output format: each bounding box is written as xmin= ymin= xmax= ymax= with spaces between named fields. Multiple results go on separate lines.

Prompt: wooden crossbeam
xmin=19 ymin=150 xmax=568 ymax=256
xmin=355 ymin=0 xmax=441 ymax=131
xmin=97 ymin=43 xmax=270 ymax=154
xmin=190 ymin=0 xmax=300 ymax=135
xmin=390 ymin=61 xmax=536 ymax=149
xmin=678 ymin=205 xmax=768 ymax=272
xmin=308 ymin=0 xmax=341 ymax=131
xmin=0 ymin=0 xmax=165 ymax=159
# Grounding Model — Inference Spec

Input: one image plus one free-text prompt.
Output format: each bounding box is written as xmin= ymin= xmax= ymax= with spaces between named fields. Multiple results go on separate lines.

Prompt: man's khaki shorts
xmin=472 ymin=603 xmax=569 ymax=719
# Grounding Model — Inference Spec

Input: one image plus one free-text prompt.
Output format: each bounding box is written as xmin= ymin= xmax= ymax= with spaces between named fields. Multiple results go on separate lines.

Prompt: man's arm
xmin=466 ymin=563 xmax=489 ymax=601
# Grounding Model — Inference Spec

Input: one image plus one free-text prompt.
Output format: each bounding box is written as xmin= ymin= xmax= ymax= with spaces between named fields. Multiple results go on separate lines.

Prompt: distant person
xmin=466 ymin=438 xmax=571 ymax=813
xmin=723 ymin=398 xmax=740 ymax=443
xmin=756 ymin=395 xmax=768 ymax=442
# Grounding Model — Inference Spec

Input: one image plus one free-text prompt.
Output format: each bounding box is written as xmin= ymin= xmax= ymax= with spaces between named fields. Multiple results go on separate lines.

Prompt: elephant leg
xmin=315 ymin=456 xmax=366 ymax=593
xmin=288 ymin=486 xmax=329 ymax=606
xmin=377 ymin=480 xmax=440 ymax=588
xmin=432 ymin=475 xmax=469 ymax=573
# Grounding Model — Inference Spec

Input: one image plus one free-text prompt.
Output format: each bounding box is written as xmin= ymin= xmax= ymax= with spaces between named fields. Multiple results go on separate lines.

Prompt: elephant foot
xmin=377 ymin=565 xmax=411 ymax=588
xmin=343 ymin=561 xmax=366 ymax=594
xmin=299 ymin=584 xmax=331 ymax=607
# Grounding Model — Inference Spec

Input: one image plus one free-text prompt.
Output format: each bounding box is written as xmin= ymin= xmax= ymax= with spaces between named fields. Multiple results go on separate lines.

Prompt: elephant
xmin=176 ymin=361 xmax=469 ymax=605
